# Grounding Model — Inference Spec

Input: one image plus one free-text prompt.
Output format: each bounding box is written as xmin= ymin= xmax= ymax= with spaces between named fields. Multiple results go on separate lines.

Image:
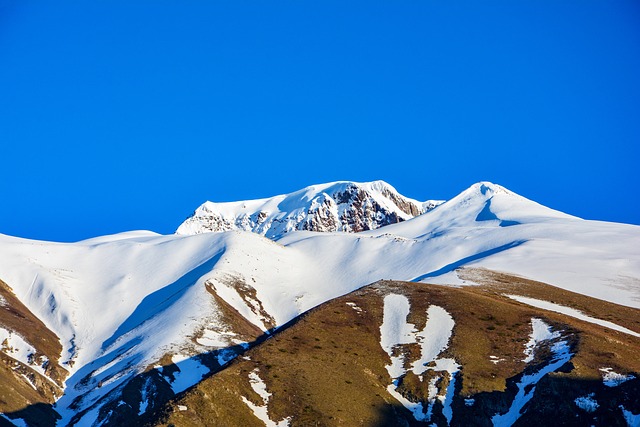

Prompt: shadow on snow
xmin=411 ymin=240 xmax=526 ymax=282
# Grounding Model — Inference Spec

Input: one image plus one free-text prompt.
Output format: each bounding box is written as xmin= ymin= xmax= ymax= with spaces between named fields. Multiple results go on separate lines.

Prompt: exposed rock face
xmin=176 ymin=181 xmax=443 ymax=238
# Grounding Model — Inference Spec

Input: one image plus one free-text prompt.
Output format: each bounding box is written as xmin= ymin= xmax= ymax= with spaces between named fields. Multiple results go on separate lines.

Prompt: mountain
xmin=0 ymin=181 xmax=638 ymax=426
xmin=176 ymin=181 xmax=444 ymax=238
xmin=147 ymin=272 xmax=640 ymax=427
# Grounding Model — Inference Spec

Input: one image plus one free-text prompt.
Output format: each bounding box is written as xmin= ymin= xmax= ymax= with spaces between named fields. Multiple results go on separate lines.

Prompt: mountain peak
xmin=441 ymin=181 xmax=577 ymax=227
xmin=176 ymin=180 xmax=444 ymax=238
xmin=467 ymin=181 xmax=514 ymax=197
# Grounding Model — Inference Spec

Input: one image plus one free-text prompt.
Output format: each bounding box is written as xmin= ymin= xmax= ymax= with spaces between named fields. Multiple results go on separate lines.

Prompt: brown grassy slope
xmin=148 ymin=281 xmax=414 ymax=427
xmin=201 ymin=279 xmax=269 ymax=342
xmin=458 ymin=268 xmax=640 ymax=382
xmin=459 ymin=267 xmax=640 ymax=332
xmin=148 ymin=272 xmax=639 ymax=427
xmin=0 ymin=279 xmax=66 ymax=425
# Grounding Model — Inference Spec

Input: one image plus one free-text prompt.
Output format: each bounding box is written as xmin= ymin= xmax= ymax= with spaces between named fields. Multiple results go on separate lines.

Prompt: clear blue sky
xmin=1 ymin=1 xmax=639 ymax=242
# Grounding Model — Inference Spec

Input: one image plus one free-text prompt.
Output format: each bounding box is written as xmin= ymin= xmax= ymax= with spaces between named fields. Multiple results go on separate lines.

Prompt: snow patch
xmin=574 ymin=394 xmax=598 ymax=412
xmin=506 ymin=295 xmax=640 ymax=338
xmin=0 ymin=327 xmax=51 ymax=379
xmin=600 ymin=367 xmax=635 ymax=387
xmin=522 ymin=318 xmax=560 ymax=363
xmin=489 ymin=359 xmax=503 ymax=365
xmin=137 ymin=377 xmax=154 ymax=416
xmin=195 ymin=329 xmax=237 ymax=347
xmin=167 ymin=354 xmax=210 ymax=394
xmin=19 ymin=373 xmax=37 ymax=390
xmin=379 ymin=294 xmax=416 ymax=379
xmin=410 ymin=305 xmax=455 ymax=374
xmin=492 ymin=339 xmax=573 ymax=426
xmin=241 ymin=369 xmax=290 ymax=427
xmin=345 ymin=302 xmax=363 ymax=314
xmin=386 ymin=385 xmax=428 ymax=422
xmin=620 ymin=405 xmax=640 ymax=427
xmin=217 ymin=346 xmax=243 ymax=367
xmin=379 ymin=294 xmax=458 ymax=424
xmin=489 ymin=356 xmax=505 ymax=364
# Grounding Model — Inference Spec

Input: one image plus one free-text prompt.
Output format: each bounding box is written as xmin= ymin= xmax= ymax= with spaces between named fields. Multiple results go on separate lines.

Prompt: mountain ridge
xmin=0 ymin=181 xmax=638 ymax=426
xmin=176 ymin=180 xmax=444 ymax=238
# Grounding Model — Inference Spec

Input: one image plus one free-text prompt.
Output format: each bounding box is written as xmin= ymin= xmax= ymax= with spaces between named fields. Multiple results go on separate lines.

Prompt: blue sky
xmin=1 ymin=1 xmax=639 ymax=242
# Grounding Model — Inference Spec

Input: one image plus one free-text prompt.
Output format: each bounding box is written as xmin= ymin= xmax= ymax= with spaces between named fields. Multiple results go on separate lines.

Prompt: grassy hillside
xmin=0 ymin=279 xmax=66 ymax=426
xmin=146 ymin=270 xmax=640 ymax=426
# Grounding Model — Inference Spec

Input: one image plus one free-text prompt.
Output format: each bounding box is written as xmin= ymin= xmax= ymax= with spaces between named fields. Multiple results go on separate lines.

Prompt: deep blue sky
xmin=1 ymin=1 xmax=639 ymax=242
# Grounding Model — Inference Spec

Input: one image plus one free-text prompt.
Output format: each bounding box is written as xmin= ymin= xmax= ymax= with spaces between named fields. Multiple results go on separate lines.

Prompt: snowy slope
xmin=0 ymin=181 xmax=639 ymax=426
xmin=381 ymin=182 xmax=640 ymax=306
xmin=0 ymin=231 xmax=229 ymax=372
xmin=278 ymin=182 xmax=640 ymax=308
xmin=176 ymin=180 xmax=443 ymax=238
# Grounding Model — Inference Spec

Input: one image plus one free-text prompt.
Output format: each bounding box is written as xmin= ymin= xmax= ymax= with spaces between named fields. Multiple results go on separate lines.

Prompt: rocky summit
xmin=176 ymin=181 xmax=444 ymax=238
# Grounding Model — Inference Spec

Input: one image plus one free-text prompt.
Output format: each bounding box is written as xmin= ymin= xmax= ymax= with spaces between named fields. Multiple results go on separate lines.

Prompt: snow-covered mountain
xmin=176 ymin=180 xmax=443 ymax=237
xmin=156 ymin=275 xmax=640 ymax=427
xmin=0 ymin=181 xmax=638 ymax=426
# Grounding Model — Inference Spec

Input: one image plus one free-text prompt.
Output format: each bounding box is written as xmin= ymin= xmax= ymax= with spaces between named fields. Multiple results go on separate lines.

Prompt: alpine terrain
xmin=0 ymin=181 xmax=638 ymax=427
xmin=176 ymin=181 xmax=444 ymax=237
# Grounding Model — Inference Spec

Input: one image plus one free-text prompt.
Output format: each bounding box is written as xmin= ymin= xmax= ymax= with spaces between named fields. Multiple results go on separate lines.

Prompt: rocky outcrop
xmin=176 ymin=181 xmax=443 ymax=238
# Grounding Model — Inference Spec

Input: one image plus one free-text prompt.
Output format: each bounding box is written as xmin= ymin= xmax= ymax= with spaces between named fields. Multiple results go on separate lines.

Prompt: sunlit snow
xmin=379 ymin=294 xmax=458 ymax=424
xmin=241 ymin=369 xmax=290 ymax=427
xmin=0 ymin=181 xmax=638 ymax=424
xmin=522 ymin=318 xmax=560 ymax=363
xmin=0 ymin=327 xmax=51 ymax=380
xmin=506 ymin=295 xmax=640 ymax=338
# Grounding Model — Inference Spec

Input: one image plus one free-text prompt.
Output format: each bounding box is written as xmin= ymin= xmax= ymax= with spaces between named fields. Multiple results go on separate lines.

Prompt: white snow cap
xmin=176 ymin=180 xmax=444 ymax=238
